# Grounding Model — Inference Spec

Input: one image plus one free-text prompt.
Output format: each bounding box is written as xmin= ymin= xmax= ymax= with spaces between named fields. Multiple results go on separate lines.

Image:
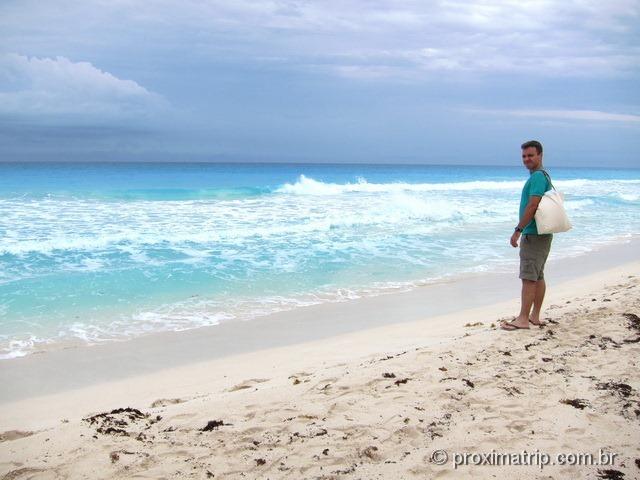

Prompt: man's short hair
xmin=521 ymin=140 xmax=543 ymax=155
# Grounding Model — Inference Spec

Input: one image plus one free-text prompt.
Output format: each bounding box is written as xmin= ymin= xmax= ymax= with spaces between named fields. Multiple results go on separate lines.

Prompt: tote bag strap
xmin=538 ymin=169 xmax=556 ymax=191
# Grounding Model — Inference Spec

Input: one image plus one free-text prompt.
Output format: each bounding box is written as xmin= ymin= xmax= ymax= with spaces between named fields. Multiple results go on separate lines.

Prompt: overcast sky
xmin=1 ymin=0 xmax=639 ymax=166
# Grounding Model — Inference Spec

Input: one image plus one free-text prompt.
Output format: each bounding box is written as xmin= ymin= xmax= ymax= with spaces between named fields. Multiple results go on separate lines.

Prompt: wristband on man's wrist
xmin=514 ymin=226 xmax=523 ymax=233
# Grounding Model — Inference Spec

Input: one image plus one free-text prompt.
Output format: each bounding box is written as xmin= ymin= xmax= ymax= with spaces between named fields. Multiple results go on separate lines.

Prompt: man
xmin=501 ymin=140 xmax=552 ymax=330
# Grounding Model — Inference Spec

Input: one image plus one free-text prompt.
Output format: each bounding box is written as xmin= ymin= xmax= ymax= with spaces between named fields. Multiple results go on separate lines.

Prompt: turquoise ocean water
xmin=1 ymin=162 xmax=639 ymax=359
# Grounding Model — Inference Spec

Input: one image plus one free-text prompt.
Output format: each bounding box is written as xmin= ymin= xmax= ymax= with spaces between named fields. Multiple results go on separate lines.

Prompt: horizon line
xmin=1 ymin=160 xmax=638 ymax=170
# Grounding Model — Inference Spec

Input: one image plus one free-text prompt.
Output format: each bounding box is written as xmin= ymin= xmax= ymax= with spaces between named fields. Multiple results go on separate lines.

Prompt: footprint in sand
xmin=168 ymin=412 xmax=197 ymax=420
xmin=505 ymin=419 xmax=531 ymax=433
xmin=477 ymin=423 xmax=495 ymax=433
xmin=158 ymin=449 xmax=190 ymax=458
xmin=364 ymin=377 xmax=388 ymax=388
xmin=109 ymin=450 xmax=153 ymax=470
xmin=227 ymin=378 xmax=270 ymax=392
xmin=0 ymin=430 xmax=36 ymax=442
xmin=288 ymin=371 xmax=313 ymax=384
xmin=238 ymin=426 xmax=265 ymax=436
xmin=327 ymin=401 xmax=349 ymax=415
xmin=309 ymin=377 xmax=339 ymax=393
xmin=149 ymin=398 xmax=186 ymax=408
xmin=0 ymin=467 xmax=46 ymax=479
xmin=564 ymin=427 xmax=586 ymax=435
xmin=297 ymin=414 xmax=319 ymax=420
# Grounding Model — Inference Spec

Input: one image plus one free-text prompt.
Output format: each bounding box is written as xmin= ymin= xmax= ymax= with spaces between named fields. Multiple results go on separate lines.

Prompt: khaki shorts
xmin=519 ymin=234 xmax=553 ymax=281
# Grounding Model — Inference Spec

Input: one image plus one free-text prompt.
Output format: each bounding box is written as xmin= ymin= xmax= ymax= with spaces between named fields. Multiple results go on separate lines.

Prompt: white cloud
xmin=463 ymin=107 xmax=640 ymax=123
xmin=0 ymin=53 xmax=166 ymax=118
xmin=510 ymin=109 xmax=640 ymax=122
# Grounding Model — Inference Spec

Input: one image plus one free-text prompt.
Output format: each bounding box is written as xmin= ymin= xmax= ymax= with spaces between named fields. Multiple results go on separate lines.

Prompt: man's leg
xmin=530 ymin=278 xmax=546 ymax=325
xmin=507 ymin=279 xmax=537 ymax=328
xmin=504 ymin=233 xmax=545 ymax=330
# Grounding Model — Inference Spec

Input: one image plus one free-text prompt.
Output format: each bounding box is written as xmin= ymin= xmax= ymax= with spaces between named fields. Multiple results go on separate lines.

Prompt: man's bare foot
xmin=501 ymin=317 xmax=530 ymax=330
xmin=529 ymin=317 xmax=547 ymax=326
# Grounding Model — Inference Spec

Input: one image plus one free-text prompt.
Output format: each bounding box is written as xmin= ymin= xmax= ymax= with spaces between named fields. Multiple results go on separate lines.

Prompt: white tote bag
xmin=534 ymin=170 xmax=572 ymax=234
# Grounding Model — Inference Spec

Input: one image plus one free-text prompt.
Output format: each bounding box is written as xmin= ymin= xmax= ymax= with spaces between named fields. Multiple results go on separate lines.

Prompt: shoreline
xmin=0 ymin=236 xmax=638 ymax=405
xmin=0 ymin=237 xmax=638 ymax=406
xmin=1 ymin=252 xmax=638 ymax=478
xmin=2 ymin=233 xmax=636 ymax=363
xmin=0 ymin=236 xmax=637 ymax=420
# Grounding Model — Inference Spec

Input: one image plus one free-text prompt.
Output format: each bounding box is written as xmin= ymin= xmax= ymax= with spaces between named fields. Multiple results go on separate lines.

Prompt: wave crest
xmin=274 ymin=174 xmax=640 ymax=195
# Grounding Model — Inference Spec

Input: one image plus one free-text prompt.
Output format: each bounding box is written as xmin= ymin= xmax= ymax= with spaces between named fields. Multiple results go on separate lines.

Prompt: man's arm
xmin=510 ymin=195 xmax=542 ymax=247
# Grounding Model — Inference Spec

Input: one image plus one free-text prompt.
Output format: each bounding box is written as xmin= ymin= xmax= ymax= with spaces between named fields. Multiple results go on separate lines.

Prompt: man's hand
xmin=511 ymin=196 xmax=541 ymax=248
xmin=510 ymin=230 xmax=521 ymax=248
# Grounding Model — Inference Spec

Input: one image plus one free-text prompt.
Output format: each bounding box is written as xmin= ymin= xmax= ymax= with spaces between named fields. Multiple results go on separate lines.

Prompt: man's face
xmin=521 ymin=146 xmax=542 ymax=171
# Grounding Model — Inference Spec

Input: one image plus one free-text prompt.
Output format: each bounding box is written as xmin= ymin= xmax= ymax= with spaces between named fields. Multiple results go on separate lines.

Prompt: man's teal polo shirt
xmin=519 ymin=169 xmax=552 ymax=235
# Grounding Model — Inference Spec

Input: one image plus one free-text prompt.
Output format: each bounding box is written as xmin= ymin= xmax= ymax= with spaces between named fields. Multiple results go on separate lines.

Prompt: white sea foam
xmin=274 ymin=174 xmax=640 ymax=196
xmin=618 ymin=193 xmax=639 ymax=202
xmin=0 ymin=335 xmax=52 ymax=360
xmin=564 ymin=199 xmax=595 ymax=211
xmin=0 ymin=199 xmax=513 ymax=255
xmin=275 ymin=174 xmax=525 ymax=194
xmin=1 ymin=175 xmax=637 ymax=257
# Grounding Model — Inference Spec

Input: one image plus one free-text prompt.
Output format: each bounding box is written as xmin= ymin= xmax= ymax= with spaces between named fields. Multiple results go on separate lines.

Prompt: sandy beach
xmin=1 ymin=244 xmax=639 ymax=479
